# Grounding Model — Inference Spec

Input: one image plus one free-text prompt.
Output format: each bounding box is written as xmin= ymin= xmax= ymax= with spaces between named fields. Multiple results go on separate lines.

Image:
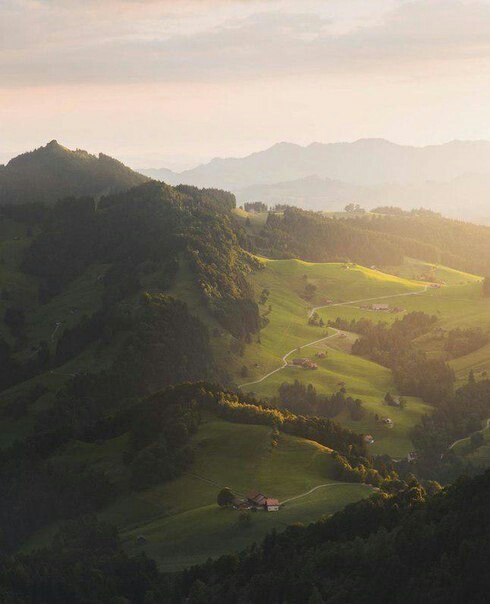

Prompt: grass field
xmin=23 ymin=415 xmax=373 ymax=570
xmin=233 ymin=257 xmax=489 ymax=456
xmin=450 ymin=418 xmax=490 ymax=468
xmin=115 ymin=417 xmax=372 ymax=570
xmin=235 ymin=259 xmax=431 ymax=456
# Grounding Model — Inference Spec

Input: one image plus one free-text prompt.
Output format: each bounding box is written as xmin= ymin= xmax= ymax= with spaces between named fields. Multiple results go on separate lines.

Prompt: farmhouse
xmin=371 ymin=304 xmax=390 ymax=311
xmin=265 ymin=498 xmax=280 ymax=512
xmin=246 ymin=491 xmax=267 ymax=507
xmin=292 ymin=358 xmax=307 ymax=366
xmin=246 ymin=491 xmax=281 ymax=511
xmin=381 ymin=416 xmax=393 ymax=426
xmin=291 ymin=358 xmax=318 ymax=369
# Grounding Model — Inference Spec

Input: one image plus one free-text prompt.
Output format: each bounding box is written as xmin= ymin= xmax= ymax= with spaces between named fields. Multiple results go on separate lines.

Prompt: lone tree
xmin=217 ymin=487 xmax=235 ymax=507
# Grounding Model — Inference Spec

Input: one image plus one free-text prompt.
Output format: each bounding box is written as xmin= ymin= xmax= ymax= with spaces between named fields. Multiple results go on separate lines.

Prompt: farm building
xmin=265 ymin=498 xmax=280 ymax=512
xmin=246 ymin=491 xmax=280 ymax=511
xmin=371 ymin=304 xmax=390 ymax=311
xmin=292 ymin=358 xmax=308 ymax=366
xmin=246 ymin=491 xmax=267 ymax=507
xmin=291 ymin=358 xmax=318 ymax=369
xmin=232 ymin=497 xmax=251 ymax=511
xmin=315 ymin=351 xmax=326 ymax=359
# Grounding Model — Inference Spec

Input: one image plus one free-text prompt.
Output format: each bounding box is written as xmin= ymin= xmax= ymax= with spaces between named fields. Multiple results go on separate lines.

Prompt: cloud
xmin=2 ymin=0 xmax=490 ymax=88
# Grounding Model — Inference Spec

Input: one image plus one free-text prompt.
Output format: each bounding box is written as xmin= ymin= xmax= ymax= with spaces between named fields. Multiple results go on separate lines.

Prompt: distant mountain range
xmin=140 ymin=139 xmax=490 ymax=222
xmin=0 ymin=140 xmax=148 ymax=206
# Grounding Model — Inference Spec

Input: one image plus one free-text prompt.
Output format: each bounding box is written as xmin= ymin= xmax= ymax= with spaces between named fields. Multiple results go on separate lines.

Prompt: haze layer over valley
xmin=141 ymin=139 xmax=490 ymax=222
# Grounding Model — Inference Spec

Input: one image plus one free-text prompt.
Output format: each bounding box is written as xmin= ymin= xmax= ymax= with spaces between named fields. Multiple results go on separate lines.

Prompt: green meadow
xmin=235 ymin=257 xmax=489 ymax=456
xmin=24 ymin=415 xmax=372 ymax=571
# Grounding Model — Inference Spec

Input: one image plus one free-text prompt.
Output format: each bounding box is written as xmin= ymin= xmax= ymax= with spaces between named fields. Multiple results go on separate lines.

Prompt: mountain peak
xmin=1 ymin=142 xmax=148 ymax=206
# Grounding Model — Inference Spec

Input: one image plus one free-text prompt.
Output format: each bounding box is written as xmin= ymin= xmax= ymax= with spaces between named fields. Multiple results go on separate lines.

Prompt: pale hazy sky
xmin=2 ymin=0 xmax=490 ymax=169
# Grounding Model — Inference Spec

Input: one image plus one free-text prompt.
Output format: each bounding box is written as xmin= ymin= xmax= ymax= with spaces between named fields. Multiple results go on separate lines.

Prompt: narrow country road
xmin=281 ymin=482 xmax=374 ymax=505
xmin=238 ymin=328 xmax=340 ymax=388
xmin=448 ymin=418 xmax=490 ymax=451
xmin=239 ymin=285 xmax=428 ymax=389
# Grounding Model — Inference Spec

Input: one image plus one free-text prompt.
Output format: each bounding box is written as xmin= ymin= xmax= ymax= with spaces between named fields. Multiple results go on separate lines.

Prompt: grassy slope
xmin=452 ymin=420 xmax=490 ymax=469
xmin=24 ymin=415 xmax=372 ymax=571
xmin=230 ymin=257 xmax=489 ymax=456
xmin=3 ymin=217 xmax=489 ymax=566
xmin=236 ymin=259 xmax=430 ymax=456
xmin=334 ymin=259 xmax=488 ymax=387
xmin=111 ymin=417 xmax=372 ymax=571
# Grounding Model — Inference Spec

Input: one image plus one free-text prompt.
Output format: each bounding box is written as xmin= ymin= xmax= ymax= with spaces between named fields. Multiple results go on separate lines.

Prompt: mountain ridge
xmin=0 ymin=141 xmax=149 ymax=206
xmin=139 ymin=138 xmax=490 ymax=221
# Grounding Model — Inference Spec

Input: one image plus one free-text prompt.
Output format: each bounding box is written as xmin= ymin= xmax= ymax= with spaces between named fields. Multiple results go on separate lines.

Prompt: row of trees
xmin=275 ymin=379 xmax=365 ymax=420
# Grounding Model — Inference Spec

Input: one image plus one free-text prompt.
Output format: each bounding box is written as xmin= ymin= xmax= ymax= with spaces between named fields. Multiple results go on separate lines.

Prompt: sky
xmin=2 ymin=0 xmax=490 ymax=169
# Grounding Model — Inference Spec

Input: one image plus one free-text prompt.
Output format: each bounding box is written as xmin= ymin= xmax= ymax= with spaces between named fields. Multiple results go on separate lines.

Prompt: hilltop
xmin=0 ymin=140 xmax=148 ymax=206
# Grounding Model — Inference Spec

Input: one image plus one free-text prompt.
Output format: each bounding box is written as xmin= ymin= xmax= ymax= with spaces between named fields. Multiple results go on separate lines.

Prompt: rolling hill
xmin=1 ymin=157 xmax=490 ymax=583
xmin=21 ymin=411 xmax=372 ymax=571
xmin=0 ymin=140 xmax=148 ymax=206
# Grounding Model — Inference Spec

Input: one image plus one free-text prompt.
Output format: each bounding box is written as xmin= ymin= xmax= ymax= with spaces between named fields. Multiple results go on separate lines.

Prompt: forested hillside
xmin=243 ymin=206 xmax=490 ymax=275
xmin=1 ymin=468 xmax=488 ymax=603
xmin=1 ymin=158 xmax=490 ymax=601
xmin=0 ymin=141 xmax=148 ymax=206
xmin=350 ymin=209 xmax=490 ymax=275
xmin=176 ymin=470 xmax=490 ymax=603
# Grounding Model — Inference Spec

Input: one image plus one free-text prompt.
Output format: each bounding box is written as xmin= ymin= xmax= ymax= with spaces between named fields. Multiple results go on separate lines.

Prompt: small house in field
xmin=265 ymin=498 xmax=280 ymax=512
xmin=315 ymin=351 xmax=326 ymax=359
xmin=246 ymin=491 xmax=267 ymax=507
xmin=363 ymin=434 xmax=375 ymax=445
xmin=372 ymin=304 xmax=390 ymax=311
xmin=303 ymin=360 xmax=318 ymax=369
xmin=292 ymin=358 xmax=308 ymax=366
xmin=292 ymin=358 xmax=318 ymax=369
xmin=381 ymin=416 xmax=393 ymax=426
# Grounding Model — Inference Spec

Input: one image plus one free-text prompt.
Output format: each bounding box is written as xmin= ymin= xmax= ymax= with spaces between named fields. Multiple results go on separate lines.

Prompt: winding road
xmin=239 ymin=285 xmax=428 ymax=389
xmin=448 ymin=418 xmax=490 ymax=451
xmin=280 ymin=482 xmax=374 ymax=505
